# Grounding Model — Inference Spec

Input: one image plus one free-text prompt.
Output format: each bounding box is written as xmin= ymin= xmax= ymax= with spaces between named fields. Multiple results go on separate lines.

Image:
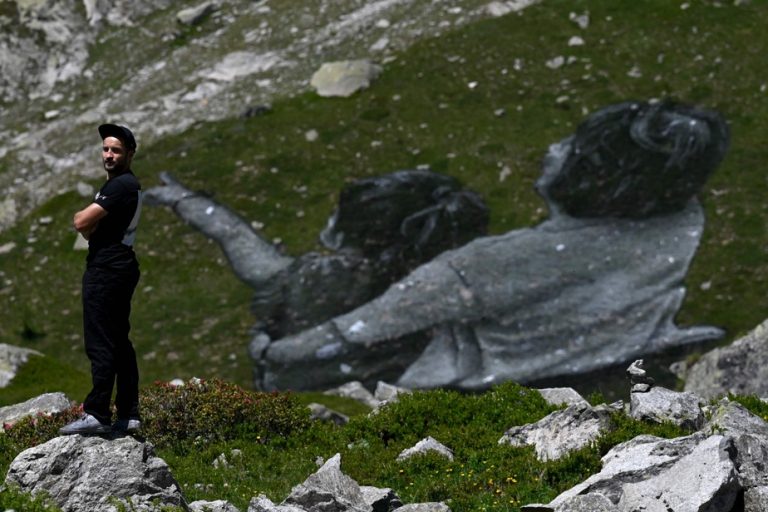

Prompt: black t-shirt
xmin=87 ymin=171 xmax=142 ymax=270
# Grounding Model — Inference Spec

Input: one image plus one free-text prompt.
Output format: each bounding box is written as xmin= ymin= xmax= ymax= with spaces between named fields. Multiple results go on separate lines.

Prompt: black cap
xmin=98 ymin=123 xmax=137 ymax=151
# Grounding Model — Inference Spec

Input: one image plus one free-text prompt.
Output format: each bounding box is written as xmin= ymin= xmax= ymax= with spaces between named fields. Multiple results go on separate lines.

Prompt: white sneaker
xmin=112 ymin=418 xmax=141 ymax=433
xmin=59 ymin=414 xmax=111 ymax=435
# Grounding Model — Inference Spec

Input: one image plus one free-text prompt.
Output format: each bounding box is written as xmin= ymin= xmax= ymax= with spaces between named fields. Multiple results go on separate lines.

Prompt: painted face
xmin=101 ymin=136 xmax=132 ymax=174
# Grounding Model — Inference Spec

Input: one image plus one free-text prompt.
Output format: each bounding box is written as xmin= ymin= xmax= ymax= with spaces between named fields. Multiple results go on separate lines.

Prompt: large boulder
xmin=499 ymin=403 xmax=615 ymax=461
xmin=684 ymin=318 xmax=768 ymax=399
xmin=534 ymin=433 xmax=740 ymax=512
xmin=4 ymin=435 xmax=187 ymax=512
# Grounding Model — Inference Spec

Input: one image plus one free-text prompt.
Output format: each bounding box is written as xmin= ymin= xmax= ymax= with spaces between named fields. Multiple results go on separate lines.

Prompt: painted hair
xmin=544 ymin=101 xmax=730 ymax=218
xmin=321 ymin=170 xmax=489 ymax=271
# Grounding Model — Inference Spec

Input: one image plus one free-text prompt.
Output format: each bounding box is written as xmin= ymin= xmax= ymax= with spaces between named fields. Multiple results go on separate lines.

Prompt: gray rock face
xmin=310 ymin=60 xmax=382 ymax=97
xmin=616 ymin=436 xmax=738 ymax=512
xmin=397 ymin=437 xmax=454 ymax=462
xmin=541 ymin=433 xmax=739 ymax=512
xmin=685 ymin=318 xmax=768 ymax=399
xmin=0 ymin=392 xmax=73 ymax=426
xmin=4 ymin=435 xmax=186 ymax=512
xmin=629 ymin=386 xmax=704 ymax=430
xmin=523 ymin=493 xmax=617 ymax=512
xmin=0 ymin=343 xmax=41 ymax=387
xmin=746 ymin=486 xmax=768 ymax=512
xmin=499 ymin=404 xmax=615 ymax=461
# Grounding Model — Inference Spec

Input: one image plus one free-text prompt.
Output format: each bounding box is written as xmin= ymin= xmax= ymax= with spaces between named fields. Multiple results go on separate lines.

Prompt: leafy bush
xmin=139 ymin=378 xmax=311 ymax=451
xmin=3 ymin=405 xmax=82 ymax=450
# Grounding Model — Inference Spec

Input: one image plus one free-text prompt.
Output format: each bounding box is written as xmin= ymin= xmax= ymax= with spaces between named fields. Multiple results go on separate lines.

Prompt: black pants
xmin=82 ymin=264 xmax=140 ymax=425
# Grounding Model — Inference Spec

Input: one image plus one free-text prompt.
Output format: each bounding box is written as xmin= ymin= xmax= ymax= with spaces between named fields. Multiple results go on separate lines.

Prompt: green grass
xmin=1 ymin=0 xmax=768 ymax=399
xmin=1 ymin=381 xmax=692 ymax=512
xmin=0 ymin=355 xmax=88 ymax=407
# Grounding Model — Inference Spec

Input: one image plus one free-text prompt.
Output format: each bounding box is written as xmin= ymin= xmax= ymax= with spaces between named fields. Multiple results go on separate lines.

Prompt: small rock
xmin=177 ymin=2 xmax=217 ymax=26
xmin=310 ymin=60 xmax=382 ymax=98
xmin=397 ymin=436 xmax=454 ymax=462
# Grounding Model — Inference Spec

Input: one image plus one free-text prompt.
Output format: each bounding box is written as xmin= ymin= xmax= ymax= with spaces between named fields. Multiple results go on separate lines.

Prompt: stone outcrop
xmin=5 ymin=435 xmax=186 ymax=512
xmin=684 ymin=318 xmax=768 ymax=399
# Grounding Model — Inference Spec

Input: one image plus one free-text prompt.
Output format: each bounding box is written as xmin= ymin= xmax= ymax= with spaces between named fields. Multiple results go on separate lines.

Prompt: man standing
xmin=60 ymin=124 xmax=143 ymax=435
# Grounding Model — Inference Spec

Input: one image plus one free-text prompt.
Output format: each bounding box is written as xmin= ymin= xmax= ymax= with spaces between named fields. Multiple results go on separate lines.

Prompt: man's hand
xmin=73 ymin=203 xmax=107 ymax=240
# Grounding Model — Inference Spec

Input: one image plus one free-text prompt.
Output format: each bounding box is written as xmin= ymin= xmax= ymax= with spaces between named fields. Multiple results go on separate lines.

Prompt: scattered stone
xmin=304 ymin=129 xmax=319 ymax=142
xmin=536 ymin=387 xmax=589 ymax=407
xmin=0 ymin=241 xmax=16 ymax=254
xmin=5 ymin=435 xmax=186 ymax=512
xmin=360 ymin=485 xmax=403 ymax=512
xmin=568 ymin=36 xmax=585 ymax=46
xmin=308 ymin=402 xmax=349 ymax=425
xmin=0 ymin=392 xmax=73 ymax=427
xmin=282 ymin=453 xmax=369 ymax=511
xmin=177 ymin=1 xmax=217 ymax=26
xmin=397 ymin=436 xmax=454 ymax=462
xmin=569 ymin=11 xmax=590 ymax=29
xmin=324 ymin=381 xmax=379 ymax=408
xmin=76 ymin=182 xmax=95 ymax=198
xmin=310 ymin=60 xmax=382 ymax=98
xmin=373 ymin=381 xmax=411 ymax=404
xmin=499 ymin=403 xmax=615 ymax=461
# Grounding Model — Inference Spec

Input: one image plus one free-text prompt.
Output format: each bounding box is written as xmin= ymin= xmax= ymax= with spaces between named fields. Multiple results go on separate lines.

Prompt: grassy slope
xmin=1 ymin=0 xmax=767 ymax=400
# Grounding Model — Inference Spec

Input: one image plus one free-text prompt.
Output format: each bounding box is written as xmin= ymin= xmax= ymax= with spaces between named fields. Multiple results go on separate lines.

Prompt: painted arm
xmin=144 ymin=172 xmax=293 ymax=288
xmin=73 ymin=203 xmax=107 ymax=240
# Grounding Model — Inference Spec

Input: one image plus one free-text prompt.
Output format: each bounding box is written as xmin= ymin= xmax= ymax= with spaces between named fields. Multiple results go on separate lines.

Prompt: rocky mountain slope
xmin=0 ymin=0 xmax=535 ymax=231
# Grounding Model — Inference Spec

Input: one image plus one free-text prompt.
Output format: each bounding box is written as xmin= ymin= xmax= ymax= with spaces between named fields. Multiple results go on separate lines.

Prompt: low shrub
xmin=140 ymin=378 xmax=311 ymax=451
xmin=3 ymin=405 xmax=82 ymax=450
